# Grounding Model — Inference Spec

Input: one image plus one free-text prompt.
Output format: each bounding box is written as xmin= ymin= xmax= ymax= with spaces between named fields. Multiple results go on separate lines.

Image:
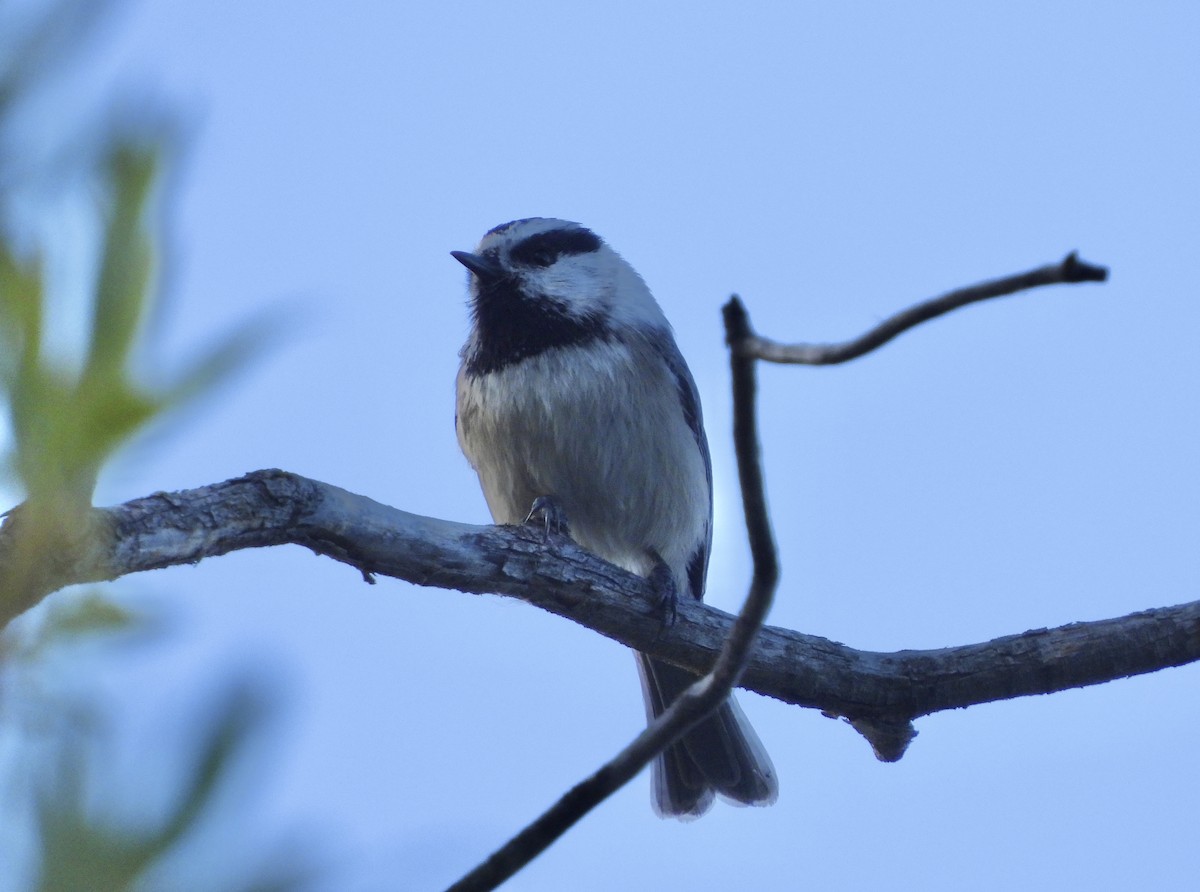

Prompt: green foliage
xmin=14 ymin=588 xmax=145 ymax=659
xmin=0 ymin=3 xmax=313 ymax=889
xmin=0 ymin=0 xmax=167 ymax=516
xmin=0 ymin=593 xmax=317 ymax=891
xmin=1 ymin=143 xmax=163 ymax=509
xmin=0 ymin=134 xmax=272 ymax=511
xmin=0 ymin=3 xmax=268 ymax=514
xmin=28 ymin=681 xmax=316 ymax=892
xmin=0 ymin=0 xmax=269 ymax=625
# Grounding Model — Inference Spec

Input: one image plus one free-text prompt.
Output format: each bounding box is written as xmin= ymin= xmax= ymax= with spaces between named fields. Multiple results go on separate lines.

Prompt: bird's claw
xmin=648 ymin=554 xmax=678 ymax=630
xmin=525 ymin=495 xmax=570 ymax=542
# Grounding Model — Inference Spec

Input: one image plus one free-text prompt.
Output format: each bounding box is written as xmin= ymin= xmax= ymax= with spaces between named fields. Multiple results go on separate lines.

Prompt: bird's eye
xmin=510 ymin=227 xmax=602 ymax=269
xmin=511 ymin=242 xmax=557 ymax=268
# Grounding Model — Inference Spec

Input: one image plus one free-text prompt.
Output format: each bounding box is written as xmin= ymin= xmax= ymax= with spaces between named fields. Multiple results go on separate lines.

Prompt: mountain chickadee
xmin=452 ymin=217 xmax=778 ymax=818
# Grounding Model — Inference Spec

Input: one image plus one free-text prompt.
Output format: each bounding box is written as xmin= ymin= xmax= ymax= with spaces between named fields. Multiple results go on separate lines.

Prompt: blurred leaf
xmin=0 ymin=129 xmax=271 ymax=522
xmin=86 ymin=143 xmax=156 ymax=385
xmin=34 ymin=589 xmax=143 ymax=642
xmin=0 ymin=136 xmax=164 ymax=511
xmin=0 ymin=240 xmax=43 ymax=376
xmin=0 ymin=4 xmax=313 ymax=889
xmin=34 ymin=752 xmax=157 ymax=892
xmin=0 ymin=0 xmax=120 ymax=123
xmin=29 ymin=680 xmax=316 ymax=892
xmin=153 ymin=681 xmax=261 ymax=852
xmin=0 ymin=6 xmax=270 ymax=639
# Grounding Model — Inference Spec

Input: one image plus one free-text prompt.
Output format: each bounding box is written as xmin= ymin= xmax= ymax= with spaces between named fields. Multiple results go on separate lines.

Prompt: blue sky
xmin=5 ymin=2 xmax=1200 ymax=890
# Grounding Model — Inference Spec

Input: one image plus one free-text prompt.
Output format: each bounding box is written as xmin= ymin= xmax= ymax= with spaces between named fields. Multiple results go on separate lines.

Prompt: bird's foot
xmin=647 ymin=551 xmax=678 ymax=629
xmin=525 ymin=495 xmax=570 ymax=543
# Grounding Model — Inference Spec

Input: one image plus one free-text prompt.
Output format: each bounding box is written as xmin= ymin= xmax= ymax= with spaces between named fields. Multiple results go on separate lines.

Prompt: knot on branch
xmin=847 ymin=715 xmax=918 ymax=763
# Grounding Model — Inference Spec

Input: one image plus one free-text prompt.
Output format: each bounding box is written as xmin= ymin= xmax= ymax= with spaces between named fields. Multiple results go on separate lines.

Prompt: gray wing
xmin=653 ymin=335 xmax=713 ymax=601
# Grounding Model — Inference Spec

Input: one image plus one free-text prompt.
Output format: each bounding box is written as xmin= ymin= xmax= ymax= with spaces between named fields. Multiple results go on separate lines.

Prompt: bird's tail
xmin=635 ymin=653 xmax=778 ymax=818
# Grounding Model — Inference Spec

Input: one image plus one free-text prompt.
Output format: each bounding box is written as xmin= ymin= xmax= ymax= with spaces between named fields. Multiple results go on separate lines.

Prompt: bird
xmin=452 ymin=217 xmax=777 ymax=818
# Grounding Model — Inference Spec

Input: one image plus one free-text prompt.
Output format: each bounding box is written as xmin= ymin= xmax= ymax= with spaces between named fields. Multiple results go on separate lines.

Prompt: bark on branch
xmin=3 ymin=469 xmax=1196 ymax=764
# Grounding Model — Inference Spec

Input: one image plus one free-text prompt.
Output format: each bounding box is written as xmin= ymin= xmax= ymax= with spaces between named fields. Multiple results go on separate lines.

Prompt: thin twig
xmin=723 ymin=297 xmax=780 ymax=614
xmin=442 ymin=303 xmax=782 ymax=892
xmin=739 ymin=252 xmax=1108 ymax=365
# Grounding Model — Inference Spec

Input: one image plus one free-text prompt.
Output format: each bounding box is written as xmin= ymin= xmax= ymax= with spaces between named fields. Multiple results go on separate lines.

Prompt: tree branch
xmin=736 ymin=252 xmax=1108 ymax=365
xmin=3 ymin=470 xmax=1196 ymax=758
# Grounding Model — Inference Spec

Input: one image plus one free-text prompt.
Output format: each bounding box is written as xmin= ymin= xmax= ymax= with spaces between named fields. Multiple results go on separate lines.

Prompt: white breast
xmin=456 ymin=336 xmax=709 ymax=583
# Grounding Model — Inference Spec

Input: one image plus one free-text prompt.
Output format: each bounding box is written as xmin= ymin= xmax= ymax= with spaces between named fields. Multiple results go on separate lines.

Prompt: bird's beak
xmin=451 ymin=250 xmax=503 ymax=281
